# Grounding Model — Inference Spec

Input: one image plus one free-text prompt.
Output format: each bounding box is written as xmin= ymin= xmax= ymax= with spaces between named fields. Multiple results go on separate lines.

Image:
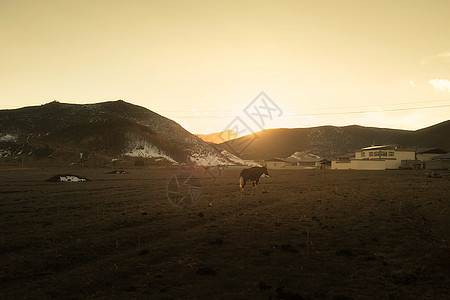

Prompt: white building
xmin=332 ymin=145 xmax=416 ymax=170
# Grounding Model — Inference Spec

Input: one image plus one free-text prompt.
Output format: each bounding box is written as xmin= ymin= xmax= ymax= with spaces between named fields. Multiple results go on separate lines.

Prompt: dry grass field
xmin=1 ymin=167 xmax=449 ymax=299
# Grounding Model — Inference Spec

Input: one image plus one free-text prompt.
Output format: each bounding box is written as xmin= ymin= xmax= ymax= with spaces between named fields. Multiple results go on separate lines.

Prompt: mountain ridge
xmin=218 ymin=121 xmax=450 ymax=159
xmin=0 ymin=100 xmax=244 ymax=166
xmin=2 ymin=100 xmax=448 ymax=165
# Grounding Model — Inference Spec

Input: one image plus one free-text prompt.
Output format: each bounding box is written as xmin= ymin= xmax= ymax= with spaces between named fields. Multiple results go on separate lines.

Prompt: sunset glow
xmin=1 ymin=0 xmax=449 ymax=133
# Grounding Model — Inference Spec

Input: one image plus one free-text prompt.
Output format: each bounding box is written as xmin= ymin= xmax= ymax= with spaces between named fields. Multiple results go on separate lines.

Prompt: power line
xmin=157 ymin=98 xmax=450 ymax=113
xmin=284 ymin=104 xmax=450 ymax=117
xmin=167 ymin=103 xmax=450 ymax=118
xmin=297 ymin=99 xmax=450 ymax=111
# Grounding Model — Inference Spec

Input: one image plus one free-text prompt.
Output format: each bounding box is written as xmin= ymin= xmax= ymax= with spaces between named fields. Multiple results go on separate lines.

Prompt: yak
xmin=239 ymin=166 xmax=270 ymax=189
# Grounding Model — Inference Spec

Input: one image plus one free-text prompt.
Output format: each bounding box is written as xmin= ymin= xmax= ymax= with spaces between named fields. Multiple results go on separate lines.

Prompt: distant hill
xmin=402 ymin=120 xmax=450 ymax=149
xmin=219 ymin=121 xmax=450 ymax=159
xmin=0 ymin=100 xmax=244 ymax=167
xmin=196 ymin=129 xmax=239 ymax=143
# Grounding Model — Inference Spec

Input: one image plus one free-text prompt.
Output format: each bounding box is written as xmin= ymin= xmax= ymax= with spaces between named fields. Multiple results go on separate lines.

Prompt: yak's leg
xmin=252 ymin=181 xmax=258 ymax=189
xmin=239 ymin=176 xmax=246 ymax=189
xmin=254 ymin=178 xmax=261 ymax=189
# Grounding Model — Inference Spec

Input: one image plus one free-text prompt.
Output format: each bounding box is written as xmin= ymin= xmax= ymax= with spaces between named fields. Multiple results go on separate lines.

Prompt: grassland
xmin=1 ymin=168 xmax=449 ymax=299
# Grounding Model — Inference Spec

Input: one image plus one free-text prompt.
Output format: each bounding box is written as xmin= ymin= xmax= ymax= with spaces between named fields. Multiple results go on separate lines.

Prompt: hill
xmin=402 ymin=120 xmax=450 ymax=150
xmin=0 ymin=100 xmax=243 ymax=167
xmin=219 ymin=122 xmax=450 ymax=159
xmin=196 ymin=129 xmax=239 ymax=144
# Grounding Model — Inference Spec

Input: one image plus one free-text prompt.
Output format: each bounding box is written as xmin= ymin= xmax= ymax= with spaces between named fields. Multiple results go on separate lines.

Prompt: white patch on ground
xmin=58 ymin=176 xmax=86 ymax=182
xmin=124 ymin=139 xmax=176 ymax=162
xmin=0 ymin=134 xmax=18 ymax=142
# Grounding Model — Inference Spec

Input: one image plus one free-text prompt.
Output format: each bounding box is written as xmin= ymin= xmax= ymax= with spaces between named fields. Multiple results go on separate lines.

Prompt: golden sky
xmin=1 ymin=0 xmax=450 ymax=134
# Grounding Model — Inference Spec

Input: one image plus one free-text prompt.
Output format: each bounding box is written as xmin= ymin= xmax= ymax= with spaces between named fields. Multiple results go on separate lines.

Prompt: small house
xmin=425 ymin=153 xmax=450 ymax=170
xmin=265 ymin=157 xmax=290 ymax=169
xmin=416 ymin=148 xmax=447 ymax=161
xmin=294 ymin=158 xmax=327 ymax=169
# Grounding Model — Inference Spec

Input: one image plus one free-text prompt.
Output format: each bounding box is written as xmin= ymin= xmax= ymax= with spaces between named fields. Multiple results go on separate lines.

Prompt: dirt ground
xmin=1 ymin=168 xmax=449 ymax=299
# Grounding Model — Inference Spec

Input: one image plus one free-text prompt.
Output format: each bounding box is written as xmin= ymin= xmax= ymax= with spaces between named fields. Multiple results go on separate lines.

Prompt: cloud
xmin=429 ymin=79 xmax=450 ymax=92
xmin=421 ymin=52 xmax=450 ymax=65
xmin=437 ymin=52 xmax=450 ymax=59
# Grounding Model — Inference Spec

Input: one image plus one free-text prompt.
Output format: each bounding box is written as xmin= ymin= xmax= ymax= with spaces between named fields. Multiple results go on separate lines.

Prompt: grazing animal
xmin=239 ymin=166 xmax=270 ymax=189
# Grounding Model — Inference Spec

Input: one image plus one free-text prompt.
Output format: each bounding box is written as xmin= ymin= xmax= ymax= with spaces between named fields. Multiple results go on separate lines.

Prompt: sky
xmin=1 ymin=0 xmax=450 ymax=134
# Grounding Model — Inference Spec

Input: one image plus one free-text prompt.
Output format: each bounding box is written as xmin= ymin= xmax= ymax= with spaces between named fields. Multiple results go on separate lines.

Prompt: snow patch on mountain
xmin=188 ymin=152 xmax=228 ymax=166
xmin=124 ymin=139 xmax=176 ymax=162
xmin=186 ymin=147 xmax=251 ymax=166
xmin=220 ymin=150 xmax=248 ymax=165
xmin=288 ymin=151 xmax=321 ymax=160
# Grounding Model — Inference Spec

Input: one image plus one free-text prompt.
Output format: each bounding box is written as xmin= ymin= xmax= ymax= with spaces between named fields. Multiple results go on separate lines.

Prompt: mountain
xmin=402 ymin=120 xmax=450 ymax=150
xmin=219 ymin=122 xmax=450 ymax=159
xmin=196 ymin=129 xmax=239 ymax=143
xmin=0 ymin=100 xmax=244 ymax=167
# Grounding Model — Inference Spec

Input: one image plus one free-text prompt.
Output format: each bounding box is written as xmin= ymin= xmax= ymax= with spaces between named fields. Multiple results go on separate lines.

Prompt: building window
xmin=369 ymin=152 xmax=373 ymax=157
xmin=381 ymin=151 xmax=387 ymax=156
xmin=389 ymin=152 xmax=394 ymax=157
xmin=361 ymin=152 xmax=365 ymax=157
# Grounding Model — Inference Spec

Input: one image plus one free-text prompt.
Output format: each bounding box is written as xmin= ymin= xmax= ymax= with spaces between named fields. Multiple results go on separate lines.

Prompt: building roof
xmin=265 ymin=157 xmax=290 ymax=163
xmin=285 ymin=157 xmax=298 ymax=163
xmin=297 ymin=158 xmax=325 ymax=163
xmin=337 ymin=153 xmax=355 ymax=159
xmin=431 ymin=153 xmax=450 ymax=160
xmin=361 ymin=145 xmax=395 ymax=151
xmin=416 ymin=148 xmax=447 ymax=154
xmin=361 ymin=145 xmax=416 ymax=152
